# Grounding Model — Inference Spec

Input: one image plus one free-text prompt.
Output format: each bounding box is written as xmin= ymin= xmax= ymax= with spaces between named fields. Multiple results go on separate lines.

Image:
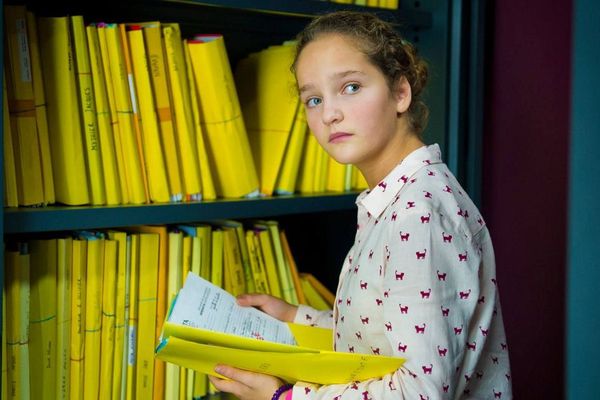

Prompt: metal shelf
xmin=4 ymin=193 xmax=359 ymax=234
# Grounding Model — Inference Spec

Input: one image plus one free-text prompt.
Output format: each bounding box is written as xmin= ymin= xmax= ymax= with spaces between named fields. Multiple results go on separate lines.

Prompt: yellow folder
xmin=280 ymin=230 xmax=306 ymax=305
xmin=96 ymin=23 xmax=129 ymax=204
xmin=99 ymin=239 xmax=118 ymax=399
xmin=156 ymin=288 xmax=404 ymax=385
xmin=222 ymin=228 xmax=246 ymax=296
xmin=5 ymin=6 xmax=46 ymax=206
xmin=296 ymin=131 xmax=319 ymax=194
xmin=104 ymin=23 xmax=147 ymax=204
xmin=274 ymin=106 xmax=307 ymax=195
xmin=127 ymin=26 xmax=171 ymax=203
xmin=26 ymin=11 xmax=55 ymax=204
xmin=166 ymin=230 xmax=183 ymax=400
xmin=106 ymin=231 xmax=128 ymax=400
xmin=70 ymin=239 xmax=87 ymax=400
xmin=86 ymin=23 xmax=122 ymax=205
xmin=128 ymin=225 xmax=169 ymax=400
xmin=119 ymin=23 xmax=151 ymax=202
xmin=126 ymin=234 xmax=140 ymax=400
xmin=141 ymin=22 xmax=184 ymax=202
xmin=253 ymin=226 xmax=282 ymax=298
xmin=162 ymin=24 xmax=202 ymax=200
xmin=236 ymin=44 xmax=299 ymax=196
xmin=29 ymin=239 xmax=58 ymax=400
xmin=326 ymin=157 xmax=347 ymax=192
xmin=83 ymin=236 xmax=105 ymax=400
xmin=5 ymin=248 xmax=31 ymax=400
xmin=38 ymin=16 xmax=90 ymax=205
xmin=56 ymin=237 xmax=72 ymax=400
xmin=71 ymin=15 xmax=107 ymax=205
xmin=214 ymin=220 xmax=254 ymax=293
xmin=187 ymin=35 xmax=259 ymax=198
xmin=135 ymin=233 xmax=160 ymax=399
xmin=210 ymin=230 xmax=224 ymax=288
xmin=3 ymin=73 xmax=19 ymax=207
xmin=246 ymin=231 xmax=270 ymax=295
xmin=183 ymin=40 xmax=217 ymax=200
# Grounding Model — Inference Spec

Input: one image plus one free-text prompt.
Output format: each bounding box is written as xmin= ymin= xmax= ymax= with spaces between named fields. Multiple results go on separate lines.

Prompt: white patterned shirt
xmin=292 ymin=144 xmax=512 ymax=399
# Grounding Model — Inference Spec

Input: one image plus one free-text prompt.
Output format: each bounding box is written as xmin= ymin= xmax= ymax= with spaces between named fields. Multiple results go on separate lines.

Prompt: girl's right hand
xmin=236 ymin=293 xmax=298 ymax=323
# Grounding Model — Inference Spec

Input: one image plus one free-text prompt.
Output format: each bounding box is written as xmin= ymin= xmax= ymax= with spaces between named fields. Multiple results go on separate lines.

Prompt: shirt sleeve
xmin=291 ymin=206 xmax=481 ymax=399
xmin=293 ymin=304 xmax=334 ymax=328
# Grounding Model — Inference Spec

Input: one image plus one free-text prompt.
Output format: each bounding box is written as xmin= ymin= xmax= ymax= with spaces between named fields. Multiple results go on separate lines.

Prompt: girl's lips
xmin=328 ymin=132 xmax=353 ymax=143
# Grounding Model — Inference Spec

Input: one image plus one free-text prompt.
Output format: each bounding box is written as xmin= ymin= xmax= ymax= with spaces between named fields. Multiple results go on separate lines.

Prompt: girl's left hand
xmin=208 ymin=364 xmax=287 ymax=400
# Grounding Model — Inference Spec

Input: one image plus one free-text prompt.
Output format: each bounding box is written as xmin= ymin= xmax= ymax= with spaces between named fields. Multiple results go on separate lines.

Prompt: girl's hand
xmin=209 ymin=364 xmax=287 ymax=400
xmin=236 ymin=293 xmax=298 ymax=322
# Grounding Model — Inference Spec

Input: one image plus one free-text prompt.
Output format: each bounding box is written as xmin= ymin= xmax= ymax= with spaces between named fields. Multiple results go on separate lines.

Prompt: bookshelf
xmin=1 ymin=1 xmax=488 ymax=397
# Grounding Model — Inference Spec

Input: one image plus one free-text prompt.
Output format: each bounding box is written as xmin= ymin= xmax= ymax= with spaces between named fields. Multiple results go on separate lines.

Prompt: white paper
xmin=169 ymin=273 xmax=297 ymax=346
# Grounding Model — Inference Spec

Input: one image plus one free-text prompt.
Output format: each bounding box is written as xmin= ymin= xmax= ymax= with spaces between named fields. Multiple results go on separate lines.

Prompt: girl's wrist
xmin=272 ymin=383 xmax=293 ymax=400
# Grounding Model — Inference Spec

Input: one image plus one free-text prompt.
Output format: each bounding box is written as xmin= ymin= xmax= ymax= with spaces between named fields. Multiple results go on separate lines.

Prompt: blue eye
xmin=343 ymin=83 xmax=360 ymax=94
xmin=306 ymin=97 xmax=322 ymax=108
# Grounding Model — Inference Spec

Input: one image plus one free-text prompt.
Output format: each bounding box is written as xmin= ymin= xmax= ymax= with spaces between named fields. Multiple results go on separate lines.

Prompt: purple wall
xmin=482 ymin=1 xmax=572 ymax=398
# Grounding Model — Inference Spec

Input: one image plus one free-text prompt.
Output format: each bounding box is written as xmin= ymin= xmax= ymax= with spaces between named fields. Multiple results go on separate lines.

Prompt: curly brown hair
xmin=292 ymin=11 xmax=429 ymax=136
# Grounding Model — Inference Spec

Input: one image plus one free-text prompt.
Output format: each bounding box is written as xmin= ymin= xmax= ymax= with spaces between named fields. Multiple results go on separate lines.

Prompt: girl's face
xmin=295 ymin=33 xmax=412 ymax=174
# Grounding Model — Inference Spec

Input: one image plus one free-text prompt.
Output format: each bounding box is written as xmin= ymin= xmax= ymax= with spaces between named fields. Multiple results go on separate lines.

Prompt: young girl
xmin=209 ymin=11 xmax=512 ymax=400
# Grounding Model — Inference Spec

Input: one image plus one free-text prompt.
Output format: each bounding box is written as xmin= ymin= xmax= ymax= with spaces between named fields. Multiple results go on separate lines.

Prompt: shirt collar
xmin=357 ymin=144 xmax=443 ymax=218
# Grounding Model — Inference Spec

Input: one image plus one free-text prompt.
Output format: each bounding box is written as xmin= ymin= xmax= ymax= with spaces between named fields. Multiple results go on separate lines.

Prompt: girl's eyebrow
xmin=299 ymin=70 xmax=366 ymax=94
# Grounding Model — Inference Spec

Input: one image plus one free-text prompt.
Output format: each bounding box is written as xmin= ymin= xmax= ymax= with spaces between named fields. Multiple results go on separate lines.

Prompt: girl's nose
xmin=322 ymin=102 xmax=343 ymax=126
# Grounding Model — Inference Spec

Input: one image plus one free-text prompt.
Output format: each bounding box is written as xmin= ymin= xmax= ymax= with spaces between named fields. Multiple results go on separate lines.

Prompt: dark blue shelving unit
xmin=4 ymin=193 xmax=359 ymax=234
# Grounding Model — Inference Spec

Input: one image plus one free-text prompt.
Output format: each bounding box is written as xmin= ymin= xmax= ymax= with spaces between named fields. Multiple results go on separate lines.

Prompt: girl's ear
xmin=394 ymin=76 xmax=412 ymax=115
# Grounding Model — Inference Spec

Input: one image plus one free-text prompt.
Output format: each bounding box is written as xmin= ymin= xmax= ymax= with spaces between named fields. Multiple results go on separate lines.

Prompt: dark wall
xmin=482 ymin=1 xmax=572 ymax=398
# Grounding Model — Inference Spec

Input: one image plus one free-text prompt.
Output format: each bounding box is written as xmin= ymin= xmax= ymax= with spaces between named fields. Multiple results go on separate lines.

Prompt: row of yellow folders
xmin=2 ymin=5 xmax=368 ymax=208
xmin=2 ymin=219 xmax=335 ymax=400
xmin=331 ymin=0 xmax=399 ymax=9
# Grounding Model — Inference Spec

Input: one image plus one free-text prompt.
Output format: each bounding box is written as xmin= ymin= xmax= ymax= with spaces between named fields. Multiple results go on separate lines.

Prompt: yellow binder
xmin=274 ymin=106 xmax=307 ymax=195
xmin=135 ymin=233 xmax=160 ymax=399
xmin=96 ymin=23 xmax=129 ymax=204
xmin=3 ymin=73 xmax=19 ymax=207
xmin=106 ymin=231 xmax=128 ymax=400
xmin=296 ymin=131 xmax=319 ymax=194
xmin=29 ymin=239 xmax=58 ymax=400
xmin=183 ymin=40 xmax=217 ymax=200
xmin=104 ymin=23 xmax=147 ymax=204
xmin=38 ymin=16 xmax=90 ymax=205
xmin=99 ymin=239 xmax=118 ymax=399
xmin=280 ymin=230 xmax=306 ymax=305
xmin=83 ymin=236 xmax=105 ymax=400
xmin=86 ymin=24 xmax=123 ymax=205
xmin=236 ymin=44 xmax=299 ymax=196
xmin=26 ymin=11 xmax=55 ymax=204
xmin=56 ymin=237 xmax=72 ymax=400
xmin=141 ymin=22 xmax=184 ymax=202
xmin=127 ymin=26 xmax=171 ymax=203
xmin=210 ymin=229 xmax=224 ymax=288
xmin=223 ymin=228 xmax=246 ymax=296
xmin=128 ymin=225 xmax=169 ymax=400
xmin=5 ymin=6 xmax=46 ymax=206
xmin=70 ymin=239 xmax=87 ymax=400
xmin=187 ymin=35 xmax=259 ymax=198
xmin=253 ymin=226 xmax=282 ymax=298
xmin=326 ymin=157 xmax=347 ymax=192
xmin=126 ymin=234 xmax=140 ymax=400
xmin=245 ymin=230 xmax=269 ymax=294
xmin=166 ymin=230 xmax=183 ymax=400
xmin=71 ymin=15 xmax=107 ymax=205
xmin=162 ymin=24 xmax=202 ymax=200
xmin=5 ymin=248 xmax=31 ymax=400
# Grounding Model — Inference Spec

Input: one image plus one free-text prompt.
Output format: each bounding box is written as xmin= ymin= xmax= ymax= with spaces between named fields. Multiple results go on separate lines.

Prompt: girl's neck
xmin=361 ymin=134 xmax=424 ymax=190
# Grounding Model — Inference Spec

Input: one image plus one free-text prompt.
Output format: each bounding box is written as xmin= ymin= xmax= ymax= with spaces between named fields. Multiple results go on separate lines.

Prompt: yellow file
xmin=26 ymin=11 xmax=55 ymax=204
xmin=127 ymin=26 xmax=171 ymax=203
xmin=3 ymin=74 xmax=18 ymax=207
xmin=29 ymin=239 xmax=58 ymax=400
xmin=86 ymin=24 xmax=123 ymax=205
xmin=99 ymin=240 xmax=118 ymax=399
xmin=141 ymin=22 xmax=184 ymax=202
xmin=135 ymin=233 xmax=160 ymax=399
xmin=187 ymin=35 xmax=259 ymax=198
xmin=38 ymin=16 xmax=90 ymax=205
xmin=70 ymin=239 xmax=87 ymax=400
xmin=71 ymin=15 xmax=107 ymax=205
xmin=55 ymin=238 xmax=72 ymax=400
xmin=274 ymin=106 xmax=307 ymax=195
xmin=5 ymin=6 xmax=46 ymax=206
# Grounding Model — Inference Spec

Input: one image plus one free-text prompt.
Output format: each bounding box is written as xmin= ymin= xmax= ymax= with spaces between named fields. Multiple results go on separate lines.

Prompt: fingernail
xmin=214 ymin=365 xmax=223 ymax=374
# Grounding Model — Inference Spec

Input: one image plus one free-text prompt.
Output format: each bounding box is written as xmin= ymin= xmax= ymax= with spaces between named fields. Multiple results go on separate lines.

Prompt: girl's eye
xmin=306 ymin=97 xmax=322 ymax=108
xmin=343 ymin=83 xmax=360 ymax=94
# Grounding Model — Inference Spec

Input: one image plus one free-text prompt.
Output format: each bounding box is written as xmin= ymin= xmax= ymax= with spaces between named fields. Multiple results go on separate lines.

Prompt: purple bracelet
xmin=271 ymin=383 xmax=293 ymax=400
